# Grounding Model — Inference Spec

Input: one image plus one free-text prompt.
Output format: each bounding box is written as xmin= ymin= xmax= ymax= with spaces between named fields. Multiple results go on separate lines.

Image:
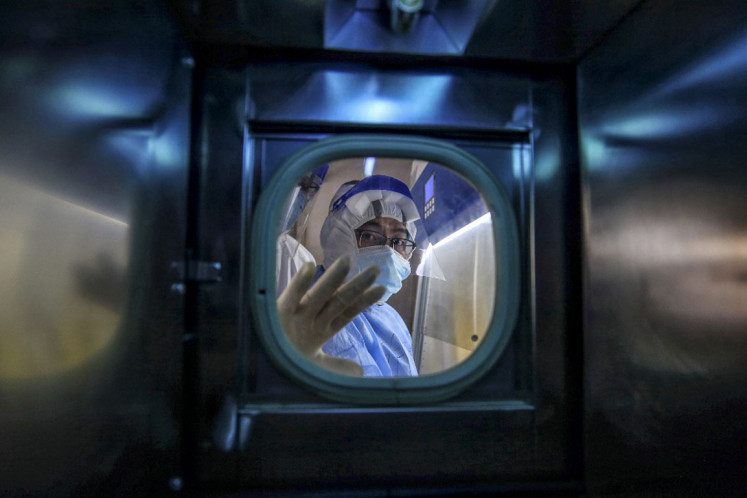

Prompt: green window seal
xmin=249 ymin=134 xmax=520 ymax=404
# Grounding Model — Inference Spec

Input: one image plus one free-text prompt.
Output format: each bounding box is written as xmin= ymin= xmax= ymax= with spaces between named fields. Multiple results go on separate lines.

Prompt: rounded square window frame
xmin=249 ymin=134 xmax=520 ymax=404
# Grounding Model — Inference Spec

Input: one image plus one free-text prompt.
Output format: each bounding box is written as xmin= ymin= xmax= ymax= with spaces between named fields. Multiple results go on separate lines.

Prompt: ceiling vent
xmin=324 ymin=0 xmax=498 ymax=56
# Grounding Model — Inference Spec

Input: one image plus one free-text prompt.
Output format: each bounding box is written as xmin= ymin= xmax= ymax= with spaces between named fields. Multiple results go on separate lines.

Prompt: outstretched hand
xmin=277 ymin=255 xmax=385 ymax=376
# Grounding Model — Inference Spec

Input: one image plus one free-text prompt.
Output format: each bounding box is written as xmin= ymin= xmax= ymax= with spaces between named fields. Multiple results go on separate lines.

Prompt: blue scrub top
xmin=315 ymin=266 xmax=418 ymax=377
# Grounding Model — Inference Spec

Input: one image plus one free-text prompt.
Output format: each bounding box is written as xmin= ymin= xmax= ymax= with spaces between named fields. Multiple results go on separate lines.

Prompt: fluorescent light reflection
xmin=0 ymin=174 xmax=127 ymax=227
xmin=321 ymin=71 xmax=451 ymax=124
xmin=592 ymin=28 xmax=747 ymax=145
xmin=603 ymin=107 xmax=728 ymax=140
xmin=364 ymin=157 xmax=376 ymax=177
xmin=434 ymin=212 xmax=492 ymax=248
xmin=55 ymin=83 xmax=134 ymax=119
xmin=57 ymin=198 xmax=128 ymax=227
xmin=650 ymin=27 xmax=747 ymax=100
xmin=417 ymin=211 xmax=497 ymax=280
xmin=349 ymin=98 xmax=400 ymax=122
xmin=413 ymin=212 xmax=492 ymax=275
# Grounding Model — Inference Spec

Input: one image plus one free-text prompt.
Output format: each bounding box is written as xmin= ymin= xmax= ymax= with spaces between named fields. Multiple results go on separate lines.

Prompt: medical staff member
xmin=278 ymin=175 xmax=419 ymax=377
xmin=276 ymin=165 xmax=327 ymax=294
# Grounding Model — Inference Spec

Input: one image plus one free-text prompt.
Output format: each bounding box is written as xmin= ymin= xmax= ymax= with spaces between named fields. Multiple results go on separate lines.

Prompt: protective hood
xmin=320 ymin=175 xmax=444 ymax=280
xmin=320 ymin=175 xmax=416 ymax=268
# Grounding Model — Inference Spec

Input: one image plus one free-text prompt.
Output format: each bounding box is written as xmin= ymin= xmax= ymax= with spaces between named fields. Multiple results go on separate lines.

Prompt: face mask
xmin=353 ymin=246 xmax=411 ymax=303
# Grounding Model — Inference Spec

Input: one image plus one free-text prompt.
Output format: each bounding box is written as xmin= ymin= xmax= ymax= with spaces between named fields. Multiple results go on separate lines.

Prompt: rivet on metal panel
xmin=187 ymin=260 xmax=222 ymax=282
xmin=211 ymin=395 xmax=257 ymax=451
xmin=168 ymin=476 xmax=183 ymax=491
xmin=237 ymin=411 xmax=257 ymax=452
xmin=170 ymin=260 xmax=222 ymax=283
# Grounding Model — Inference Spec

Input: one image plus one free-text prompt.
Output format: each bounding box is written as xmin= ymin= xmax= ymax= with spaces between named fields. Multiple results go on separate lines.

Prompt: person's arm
xmin=277 ymin=255 xmax=385 ymax=376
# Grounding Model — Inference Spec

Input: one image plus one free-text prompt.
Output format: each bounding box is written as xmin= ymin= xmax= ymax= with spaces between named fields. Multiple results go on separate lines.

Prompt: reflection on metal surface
xmin=648 ymin=27 xmax=747 ymax=101
xmin=583 ymin=26 xmax=747 ymax=156
xmin=388 ymin=0 xmax=424 ymax=34
xmin=275 ymin=159 xmax=496 ymax=376
xmin=588 ymin=180 xmax=747 ymax=375
xmin=192 ymin=0 xmax=642 ymax=63
xmin=602 ymin=107 xmax=735 ymax=140
xmin=0 ymin=1 xmax=189 ymax=494
xmin=320 ymin=71 xmax=452 ymax=123
xmin=580 ymin=3 xmax=747 ymax=491
xmin=55 ymin=82 xmax=138 ymax=119
xmin=323 ymin=0 xmax=498 ymax=55
xmin=247 ymin=64 xmax=529 ymax=129
xmin=0 ymin=175 xmax=128 ymax=380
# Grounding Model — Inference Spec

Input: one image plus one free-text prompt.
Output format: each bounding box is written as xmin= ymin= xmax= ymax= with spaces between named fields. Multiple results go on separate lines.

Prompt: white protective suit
xmin=316 ymin=175 xmax=421 ymax=377
xmin=276 ymin=232 xmax=316 ymax=295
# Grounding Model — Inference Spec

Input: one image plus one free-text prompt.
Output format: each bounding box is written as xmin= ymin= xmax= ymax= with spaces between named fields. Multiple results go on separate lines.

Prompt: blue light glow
xmin=603 ymin=106 xmax=734 ymax=140
xmin=352 ymin=98 xmax=400 ymax=122
xmin=651 ymin=27 xmax=747 ymax=99
xmin=54 ymin=84 xmax=133 ymax=119
xmin=321 ymin=71 xmax=451 ymax=124
xmin=153 ymin=133 xmax=185 ymax=170
xmin=364 ymin=157 xmax=376 ymax=177
xmin=582 ymin=136 xmax=608 ymax=168
xmin=424 ymin=173 xmax=434 ymax=202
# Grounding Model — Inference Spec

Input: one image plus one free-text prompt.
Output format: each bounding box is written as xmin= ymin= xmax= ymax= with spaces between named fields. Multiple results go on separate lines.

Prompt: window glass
xmin=250 ymin=135 xmax=519 ymax=403
xmin=276 ymin=158 xmax=496 ymax=377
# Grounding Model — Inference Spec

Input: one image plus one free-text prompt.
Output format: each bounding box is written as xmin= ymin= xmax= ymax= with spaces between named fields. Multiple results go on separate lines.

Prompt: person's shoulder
xmin=278 ymin=231 xmax=297 ymax=245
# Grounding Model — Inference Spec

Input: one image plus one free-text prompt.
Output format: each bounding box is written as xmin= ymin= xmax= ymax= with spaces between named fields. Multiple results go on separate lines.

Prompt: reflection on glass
xmin=415 ymin=212 xmax=494 ymax=375
xmin=276 ymin=158 xmax=495 ymax=377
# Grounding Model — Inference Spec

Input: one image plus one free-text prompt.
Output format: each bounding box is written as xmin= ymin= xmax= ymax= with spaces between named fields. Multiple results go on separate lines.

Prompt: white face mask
xmin=353 ymin=246 xmax=411 ymax=303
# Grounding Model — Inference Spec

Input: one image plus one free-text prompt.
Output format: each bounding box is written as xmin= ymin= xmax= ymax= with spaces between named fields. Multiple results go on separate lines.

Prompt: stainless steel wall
xmin=191 ymin=61 xmax=582 ymax=492
xmin=579 ymin=2 xmax=747 ymax=494
xmin=0 ymin=2 xmax=191 ymax=495
xmin=5 ymin=0 xmax=745 ymax=494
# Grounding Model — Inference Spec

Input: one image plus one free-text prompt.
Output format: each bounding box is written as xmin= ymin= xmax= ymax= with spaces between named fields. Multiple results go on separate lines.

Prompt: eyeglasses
xmin=355 ymin=229 xmax=417 ymax=259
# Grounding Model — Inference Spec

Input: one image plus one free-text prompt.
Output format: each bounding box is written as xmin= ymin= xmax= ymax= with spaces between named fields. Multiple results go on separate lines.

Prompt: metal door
xmin=195 ymin=63 xmax=582 ymax=493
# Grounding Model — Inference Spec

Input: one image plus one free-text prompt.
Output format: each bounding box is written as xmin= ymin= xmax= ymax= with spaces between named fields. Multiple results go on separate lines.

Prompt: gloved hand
xmin=277 ymin=255 xmax=385 ymax=376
